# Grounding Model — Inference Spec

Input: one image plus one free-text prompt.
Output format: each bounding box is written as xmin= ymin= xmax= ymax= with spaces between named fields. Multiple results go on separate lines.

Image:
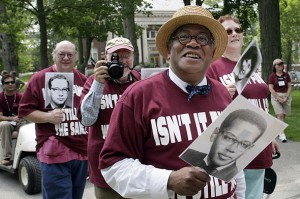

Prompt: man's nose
xmin=225 ymin=142 xmax=239 ymax=152
xmin=186 ymin=39 xmax=200 ymax=48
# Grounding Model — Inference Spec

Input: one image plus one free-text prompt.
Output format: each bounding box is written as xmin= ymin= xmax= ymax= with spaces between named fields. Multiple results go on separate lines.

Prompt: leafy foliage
xmin=280 ymin=0 xmax=300 ymax=66
xmin=0 ymin=0 xmax=33 ymax=72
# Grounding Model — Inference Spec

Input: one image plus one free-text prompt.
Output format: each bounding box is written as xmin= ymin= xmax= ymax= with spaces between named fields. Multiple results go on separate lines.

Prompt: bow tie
xmin=186 ymin=84 xmax=211 ymax=101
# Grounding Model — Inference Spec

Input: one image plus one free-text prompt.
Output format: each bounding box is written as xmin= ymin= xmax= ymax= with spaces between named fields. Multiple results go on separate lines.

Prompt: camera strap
xmin=113 ymin=73 xmax=134 ymax=84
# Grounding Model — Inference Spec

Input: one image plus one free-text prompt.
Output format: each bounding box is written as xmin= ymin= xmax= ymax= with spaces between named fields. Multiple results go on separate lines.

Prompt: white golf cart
xmin=0 ymin=122 xmax=41 ymax=194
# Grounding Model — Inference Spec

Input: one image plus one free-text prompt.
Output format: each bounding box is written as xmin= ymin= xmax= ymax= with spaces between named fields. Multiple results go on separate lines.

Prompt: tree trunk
xmin=78 ymin=36 xmax=92 ymax=74
xmin=0 ymin=0 xmax=18 ymax=73
xmin=36 ymin=0 xmax=48 ymax=68
xmin=0 ymin=33 xmax=11 ymax=71
xmin=222 ymin=0 xmax=231 ymax=16
xmin=78 ymin=37 xmax=84 ymax=73
xmin=183 ymin=0 xmax=203 ymax=6
xmin=285 ymin=39 xmax=292 ymax=72
xmin=258 ymin=0 xmax=281 ymax=82
xmin=123 ymin=1 xmax=139 ymax=66
xmin=195 ymin=0 xmax=203 ymax=6
xmin=183 ymin=0 xmax=191 ymax=5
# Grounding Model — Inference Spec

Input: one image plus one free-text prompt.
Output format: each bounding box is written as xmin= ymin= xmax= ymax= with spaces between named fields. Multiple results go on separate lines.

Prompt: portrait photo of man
xmin=180 ymin=95 xmax=287 ymax=182
xmin=45 ymin=73 xmax=74 ymax=109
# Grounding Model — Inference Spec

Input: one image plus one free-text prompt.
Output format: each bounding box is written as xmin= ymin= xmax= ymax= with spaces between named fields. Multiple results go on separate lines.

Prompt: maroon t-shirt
xmin=100 ymin=70 xmax=237 ymax=198
xmin=268 ymin=72 xmax=291 ymax=93
xmin=0 ymin=92 xmax=22 ymax=116
xmin=77 ymin=70 xmax=141 ymax=188
xmin=207 ymin=57 xmax=273 ymax=169
xmin=18 ymin=65 xmax=88 ymax=155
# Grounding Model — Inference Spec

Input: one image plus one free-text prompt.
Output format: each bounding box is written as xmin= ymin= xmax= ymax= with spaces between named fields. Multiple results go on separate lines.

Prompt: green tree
xmin=280 ymin=0 xmax=300 ymax=70
xmin=49 ymin=0 xmax=125 ymax=73
xmin=0 ymin=0 xmax=28 ymax=73
xmin=9 ymin=0 xmax=125 ymax=71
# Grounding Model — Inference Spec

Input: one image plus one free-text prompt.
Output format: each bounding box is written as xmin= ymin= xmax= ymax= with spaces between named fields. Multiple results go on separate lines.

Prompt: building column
xmin=142 ymin=26 xmax=148 ymax=64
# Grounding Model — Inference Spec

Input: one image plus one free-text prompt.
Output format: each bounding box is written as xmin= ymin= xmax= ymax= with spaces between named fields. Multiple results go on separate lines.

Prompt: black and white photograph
xmin=180 ymin=95 xmax=287 ymax=182
xmin=233 ymin=38 xmax=262 ymax=94
xmin=45 ymin=72 xmax=74 ymax=109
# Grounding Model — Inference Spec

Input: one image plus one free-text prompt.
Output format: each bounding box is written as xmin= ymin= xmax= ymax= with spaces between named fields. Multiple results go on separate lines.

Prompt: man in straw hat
xmin=99 ymin=6 xmax=240 ymax=198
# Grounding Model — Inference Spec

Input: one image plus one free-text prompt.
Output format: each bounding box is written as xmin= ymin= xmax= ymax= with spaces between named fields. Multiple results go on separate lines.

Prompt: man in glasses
xmin=181 ymin=109 xmax=267 ymax=182
xmin=0 ymin=74 xmax=26 ymax=165
xmin=46 ymin=74 xmax=71 ymax=109
xmin=98 ymin=6 xmax=243 ymax=199
xmin=18 ymin=40 xmax=88 ymax=199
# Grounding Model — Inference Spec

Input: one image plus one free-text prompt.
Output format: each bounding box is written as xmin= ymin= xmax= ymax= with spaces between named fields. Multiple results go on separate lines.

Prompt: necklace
xmin=4 ymin=93 xmax=17 ymax=116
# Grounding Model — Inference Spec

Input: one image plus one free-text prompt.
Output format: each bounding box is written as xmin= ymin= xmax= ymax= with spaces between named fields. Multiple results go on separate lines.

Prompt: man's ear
xmin=212 ymin=49 xmax=216 ymax=59
xmin=47 ymin=88 xmax=51 ymax=97
xmin=210 ymin=127 xmax=219 ymax=142
xmin=167 ymin=51 xmax=171 ymax=60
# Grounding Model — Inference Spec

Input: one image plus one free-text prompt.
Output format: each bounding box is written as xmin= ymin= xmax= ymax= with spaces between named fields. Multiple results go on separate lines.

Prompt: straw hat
xmin=156 ymin=6 xmax=228 ymax=61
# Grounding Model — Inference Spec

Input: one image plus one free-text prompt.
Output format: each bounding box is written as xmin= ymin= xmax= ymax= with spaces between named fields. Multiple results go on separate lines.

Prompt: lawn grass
xmin=269 ymin=89 xmax=300 ymax=142
xmin=20 ymin=73 xmax=34 ymax=82
xmin=19 ymin=73 xmax=34 ymax=93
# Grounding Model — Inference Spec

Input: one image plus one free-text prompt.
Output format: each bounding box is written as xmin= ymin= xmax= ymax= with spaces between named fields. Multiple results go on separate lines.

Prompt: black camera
xmin=105 ymin=53 xmax=124 ymax=80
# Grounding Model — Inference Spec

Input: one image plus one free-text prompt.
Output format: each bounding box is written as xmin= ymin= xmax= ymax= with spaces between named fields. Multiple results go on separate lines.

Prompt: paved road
xmin=0 ymin=171 xmax=94 ymax=199
xmin=1 ymin=139 xmax=299 ymax=199
xmin=264 ymin=140 xmax=300 ymax=199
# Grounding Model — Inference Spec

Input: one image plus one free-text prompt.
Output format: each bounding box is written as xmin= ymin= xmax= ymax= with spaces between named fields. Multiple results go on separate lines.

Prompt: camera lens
xmin=108 ymin=64 xmax=124 ymax=79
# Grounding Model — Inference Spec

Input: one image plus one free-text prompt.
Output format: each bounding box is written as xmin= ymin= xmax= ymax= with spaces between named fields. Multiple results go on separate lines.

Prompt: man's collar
xmin=168 ymin=68 xmax=208 ymax=93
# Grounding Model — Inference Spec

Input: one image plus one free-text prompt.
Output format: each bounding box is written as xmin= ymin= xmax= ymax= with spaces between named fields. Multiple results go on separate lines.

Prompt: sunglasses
xmin=226 ymin=28 xmax=243 ymax=35
xmin=4 ymin=81 xmax=15 ymax=85
xmin=276 ymin=62 xmax=284 ymax=66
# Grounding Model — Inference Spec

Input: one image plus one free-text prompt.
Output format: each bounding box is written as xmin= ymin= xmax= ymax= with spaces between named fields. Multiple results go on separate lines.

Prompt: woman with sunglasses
xmin=268 ymin=58 xmax=292 ymax=143
xmin=207 ymin=15 xmax=279 ymax=199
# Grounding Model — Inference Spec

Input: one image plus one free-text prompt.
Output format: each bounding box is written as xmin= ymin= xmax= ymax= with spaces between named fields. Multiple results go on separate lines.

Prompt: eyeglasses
xmin=57 ymin=53 xmax=75 ymax=60
xmin=226 ymin=28 xmax=243 ymax=35
xmin=51 ymin=87 xmax=69 ymax=94
xmin=4 ymin=81 xmax=15 ymax=85
xmin=172 ymin=32 xmax=215 ymax=46
xmin=276 ymin=62 xmax=284 ymax=66
xmin=220 ymin=130 xmax=253 ymax=151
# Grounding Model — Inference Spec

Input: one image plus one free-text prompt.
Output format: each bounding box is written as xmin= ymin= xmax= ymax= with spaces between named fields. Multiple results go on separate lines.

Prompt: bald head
xmin=52 ymin=40 xmax=78 ymax=72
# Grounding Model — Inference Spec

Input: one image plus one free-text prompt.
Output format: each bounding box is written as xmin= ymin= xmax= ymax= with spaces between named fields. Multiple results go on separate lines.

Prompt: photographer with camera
xmin=77 ymin=37 xmax=140 ymax=199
